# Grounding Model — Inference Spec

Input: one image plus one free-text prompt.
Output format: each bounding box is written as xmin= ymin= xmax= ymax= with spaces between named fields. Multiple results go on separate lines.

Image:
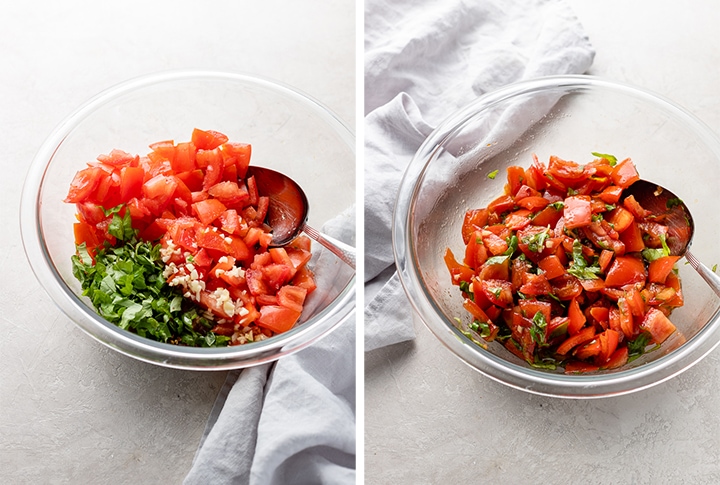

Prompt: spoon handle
xmin=303 ymin=224 xmax=356 ymax=270
xmin=685 ymin=250 xmax=720 ymax=299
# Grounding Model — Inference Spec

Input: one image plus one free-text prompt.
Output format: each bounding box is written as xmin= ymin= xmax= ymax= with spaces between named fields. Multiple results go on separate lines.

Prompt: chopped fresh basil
xmin=529 ymin=311 xmax=548 ymax=346
xmin=641 ymin=234 xmax=671 ymax=262
xmin=485 ymin=254 xmax=509 ymax=266
xmin=521 ymin=227 xmax=550 ymax=253
xmin=567 ymin=239 xmax=601 ymax=280
xmin=591 ymin=152 xmax=618 ymax=166
xmin=71 ymin=227 xmax=229 ymax=348
xmin=488 ymin=169 xmax=499 ymax=179
xmin=666 ymin=198 xmax=683 ymax=210
xmin=548 ymin=201 xmax=564 ymax=211
xmin=627 ymin=332 xmax=659 ymax=362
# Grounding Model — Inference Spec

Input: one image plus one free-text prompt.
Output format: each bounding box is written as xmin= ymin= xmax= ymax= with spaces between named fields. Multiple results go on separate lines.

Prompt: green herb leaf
xmin=548 ymin=201 xmax=565 ymax=211
xmin=529 ymin=311 xmax=548 ymax=346
xmin=72 ymin=235 xmax=229 ymax=348
xmin=488 ymin=169 xmax=499 ymax=179
xmin=641 ymin=234 xmax=671 ymax=262
xmin=591 ymin=152 xmax=618 ymax=166
xmin=521 ymin=227 xmax=550 ymax=253
xmin=485 ymin=255 xmax=510 ymax=266
xmin=567 ymin=239 xmax=601 ymax=280
xmin=666 ymin=198 xmax=683 ymax=210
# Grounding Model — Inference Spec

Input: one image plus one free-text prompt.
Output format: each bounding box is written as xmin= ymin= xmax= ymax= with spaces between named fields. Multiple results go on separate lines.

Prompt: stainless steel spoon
xmin=247 ymin=166 xmax=356 ymax=269
xmin=624 ymin=179 xmax=720 ymax=297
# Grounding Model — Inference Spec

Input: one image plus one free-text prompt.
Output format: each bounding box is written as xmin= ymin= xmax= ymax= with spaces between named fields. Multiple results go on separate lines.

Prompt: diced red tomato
xmin=65 ymin=166 xmax=105 ymax=203
xmin=66 ymin=129 xmax=315 ymax=346
xmin=257 ymin=305 xmax=301 ymax=333
xmin=610 ymin=158 xmax=640 ymax=189
xmin=604 ymin=256 xmax=646 ymax=287
xmin=648 ymin=256 xmax=680 ymax=284
xmin=445 ymin=153 xmax=683 ymax=373
xmin=563 ymin=195 xmax=592 ymax=229
xmin=193 ymin=199 xmax=227 ymax=225
xmin=192 ymin=128 xmax=229 ymax=150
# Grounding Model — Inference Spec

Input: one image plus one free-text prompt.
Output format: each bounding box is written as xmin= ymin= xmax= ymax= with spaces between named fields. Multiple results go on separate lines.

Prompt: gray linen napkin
xmin=185 ymin=207 xmax=356 ymax=485
xmin=364 ymin=0 xmax=596 ymax=351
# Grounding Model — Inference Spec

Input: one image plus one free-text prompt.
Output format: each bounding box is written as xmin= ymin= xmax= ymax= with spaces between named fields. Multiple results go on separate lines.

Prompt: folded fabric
xmin=364 ymin=0 xmax=595 ymax=351
xmin=185 ymin=207 xmax=356 ymax=484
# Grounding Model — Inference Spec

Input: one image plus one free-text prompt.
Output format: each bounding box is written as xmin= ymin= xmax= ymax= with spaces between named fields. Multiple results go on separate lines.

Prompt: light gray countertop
xmin=0 ymin=1 xmax=354 ymax=483
xmin=365 ymin=1 xmax=720 ymax=483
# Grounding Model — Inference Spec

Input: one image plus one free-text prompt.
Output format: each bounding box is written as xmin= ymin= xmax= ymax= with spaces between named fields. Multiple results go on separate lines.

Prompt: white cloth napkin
xmin=364 ymin=0 xmax=596 ymax=351
xmin=185 ymin=207 xmax=356 ymax=485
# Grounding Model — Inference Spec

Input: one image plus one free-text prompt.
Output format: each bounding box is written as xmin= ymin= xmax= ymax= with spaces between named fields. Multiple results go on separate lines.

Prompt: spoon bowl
xmin=625 ymin=179 xmax=720 ymax=297
xmin=248 ymin=166 xmax=356 ymax=269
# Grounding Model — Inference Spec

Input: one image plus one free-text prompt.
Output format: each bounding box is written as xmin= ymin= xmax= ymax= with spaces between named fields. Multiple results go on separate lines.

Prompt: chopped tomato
xmin=257 ymin=305 xmax=302 ymax=333
xmin=446 ymin=153 xmax=683 ymax=373
xmin=563 ymin=195 xmax=592 ymax=229
xmin=65 ymin=128 xmax=317 ymax=346
xmin=604 ymin=256 xmax=646 ymax=288
xmin=65 ymin=166 xmax=105 ymax=203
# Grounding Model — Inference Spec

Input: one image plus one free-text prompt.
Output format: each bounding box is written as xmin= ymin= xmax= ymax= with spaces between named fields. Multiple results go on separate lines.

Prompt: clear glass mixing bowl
xmin=21 ymin=70 xmax=355 ymax=370
xmin=394 ymin=75 xmax=720 ymax=398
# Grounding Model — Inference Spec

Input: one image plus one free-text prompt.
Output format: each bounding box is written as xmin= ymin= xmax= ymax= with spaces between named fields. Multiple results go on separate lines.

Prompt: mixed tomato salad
xmin=445 ymin=153 xmax=685 ymax=373
xmin=66 ymin=128 xmax=316 ymax=347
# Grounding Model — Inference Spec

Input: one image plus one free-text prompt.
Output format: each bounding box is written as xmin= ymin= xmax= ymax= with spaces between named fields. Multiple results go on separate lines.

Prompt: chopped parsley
xmin=487 ymin=169 xmax=499 ymax=179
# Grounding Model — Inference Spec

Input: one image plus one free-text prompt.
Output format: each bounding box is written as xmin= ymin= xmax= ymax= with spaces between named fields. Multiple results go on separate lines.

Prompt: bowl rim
xmin=20 ymin=69 xmax=356 ymax=370
xmin=393 ymin=74 xmax=720 ymax=398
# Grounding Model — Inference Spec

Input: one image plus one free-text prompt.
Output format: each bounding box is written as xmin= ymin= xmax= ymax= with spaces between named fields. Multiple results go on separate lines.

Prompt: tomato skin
xmin=604 ymin=256 xmax=646 ymax=288
xmin=221 ymin=142 xmax=252 ymax=179
xmin=65 ymin=166 xmax=105 ymax=203
xmin=192 ymin=198 xmax=227 ymax=225
xmin=557 ymin=326 xmax=595 ymax=355
xmin=506 ymin=166 xmax=526 ymax=196
xmin=640 ymin=308 xmax=676 ymax=344
xmin=567 ymin=297 xmax=586 ymax=335
xmin=563 ymin=195 xmax=592 ymax=229
xmin=192 ymin=128 xmax=229 ymax=150
xmin=610 ymin=158 xmax=640 ymax=188
xmin=648 ymin=256 xmax=680 ymax=284
xmin=120 ymin=166 xmax=145 ymax=202
xmin=257 ymin=305 xmax=301 ymax=333
xmin=537 ymin=254 xmax=565 ymax=280
xmin=605 ymin=206 xmax=634 ymax=233
xmin=277 ymin=285 xmax=307 ymax=313
xmin=462 ymin=209 xmax=489 ymax=244
xmin=619 ymin=220 xmax=645 ymax=253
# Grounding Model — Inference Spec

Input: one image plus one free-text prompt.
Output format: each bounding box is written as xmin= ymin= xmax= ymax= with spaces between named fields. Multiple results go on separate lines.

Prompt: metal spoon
xmin=624 ymin=179 xmax=720 ymax=297
xmin=247 ymin=166 xmax=356 ymax=269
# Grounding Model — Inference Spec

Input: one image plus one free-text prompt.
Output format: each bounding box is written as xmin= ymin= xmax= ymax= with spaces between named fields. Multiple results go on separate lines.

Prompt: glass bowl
xmin=20 ymin=70 xmax=355 ymax=370
xmin=394 ymin=75 xmax=720 ymax=398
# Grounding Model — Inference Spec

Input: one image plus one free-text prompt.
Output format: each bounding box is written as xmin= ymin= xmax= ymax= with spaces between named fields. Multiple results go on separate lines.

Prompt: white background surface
xmin=0 ymin=1 xmax=354 ymax=483
xmin=365 ymin=1 xmax=720 ymax=484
